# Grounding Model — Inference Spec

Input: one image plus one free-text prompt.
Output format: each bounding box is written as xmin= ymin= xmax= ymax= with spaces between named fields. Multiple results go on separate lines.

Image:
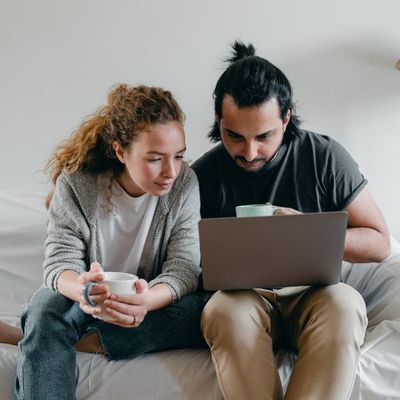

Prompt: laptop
xmin=199 ymin=211 xmax=348 ymax=291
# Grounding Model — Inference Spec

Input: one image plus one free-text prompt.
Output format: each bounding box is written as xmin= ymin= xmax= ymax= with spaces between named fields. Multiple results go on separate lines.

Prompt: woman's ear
xmin=113 ymin=141 xmax=125 ymax=164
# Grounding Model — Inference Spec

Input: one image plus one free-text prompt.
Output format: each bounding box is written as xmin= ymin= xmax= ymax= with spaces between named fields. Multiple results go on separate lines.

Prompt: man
xmin=192 ymin=41 xmax=390 ymax=400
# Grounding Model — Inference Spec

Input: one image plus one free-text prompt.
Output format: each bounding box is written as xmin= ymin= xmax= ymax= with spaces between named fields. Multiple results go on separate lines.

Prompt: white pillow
xmin=0 ymin=192 xmax=47 ymax=324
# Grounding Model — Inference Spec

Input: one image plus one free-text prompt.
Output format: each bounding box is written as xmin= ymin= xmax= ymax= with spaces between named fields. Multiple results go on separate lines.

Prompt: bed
xmin=0 ymin=191 xmax=399 ymax=399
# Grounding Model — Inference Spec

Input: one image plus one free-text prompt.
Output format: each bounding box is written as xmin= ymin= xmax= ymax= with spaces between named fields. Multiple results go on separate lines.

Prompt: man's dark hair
xmin=208 ymin=41 xmax=301 ymax=142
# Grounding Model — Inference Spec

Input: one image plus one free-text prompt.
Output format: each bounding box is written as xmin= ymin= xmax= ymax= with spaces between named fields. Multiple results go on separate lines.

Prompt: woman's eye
xmin=148 ymin=158 xmax=161 ymax=162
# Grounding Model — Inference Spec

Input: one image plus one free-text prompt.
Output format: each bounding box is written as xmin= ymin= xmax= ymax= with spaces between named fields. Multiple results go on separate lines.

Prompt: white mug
xmin=83 ymin=271 xmax=138 ymax=321
xmin=235 ymin=203 xmax=276 ymax=218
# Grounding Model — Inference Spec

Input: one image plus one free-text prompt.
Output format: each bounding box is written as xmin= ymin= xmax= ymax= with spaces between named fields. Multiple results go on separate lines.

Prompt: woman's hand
xmin=101 ymin=279 xmax=150 ymax=328
xmin=77 ymin=262 xmax=110 ymax=315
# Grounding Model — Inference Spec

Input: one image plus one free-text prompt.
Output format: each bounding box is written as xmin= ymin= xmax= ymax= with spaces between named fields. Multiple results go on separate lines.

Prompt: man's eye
xmin=148 ymin=158 xmax=161 ymax=162
xmin=228 ymin=133 xmax=243 ymax=140
xmin=257 ymin=131 xmax=274 ymax=141
xmin=175 ymin=155 xmax=185 ymax=160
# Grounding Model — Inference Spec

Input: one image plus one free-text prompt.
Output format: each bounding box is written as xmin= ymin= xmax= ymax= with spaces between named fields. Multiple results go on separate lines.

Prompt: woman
xmin=3 ymin=84 xmax=205 ymax=400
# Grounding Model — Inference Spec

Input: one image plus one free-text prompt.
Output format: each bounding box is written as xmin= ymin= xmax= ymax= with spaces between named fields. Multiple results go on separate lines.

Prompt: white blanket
xmin=1 ymin=191 xmax=399 ymax=400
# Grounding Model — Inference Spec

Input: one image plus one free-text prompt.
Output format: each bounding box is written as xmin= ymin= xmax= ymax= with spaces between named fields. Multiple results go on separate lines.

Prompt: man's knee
xmin=304 ymin=283 xmax=367 ymax=344
xmin=201 ymin=290 xmax=272 ymax=343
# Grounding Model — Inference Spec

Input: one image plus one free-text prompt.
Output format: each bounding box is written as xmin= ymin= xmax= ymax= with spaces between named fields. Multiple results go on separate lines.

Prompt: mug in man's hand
xmin=235 ymin=203 xmax=277 ymax=217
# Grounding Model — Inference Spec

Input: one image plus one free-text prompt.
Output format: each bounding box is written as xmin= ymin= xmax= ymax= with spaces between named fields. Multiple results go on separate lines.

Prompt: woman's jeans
xmin=13 ymin=287 xmax=205 ymax=400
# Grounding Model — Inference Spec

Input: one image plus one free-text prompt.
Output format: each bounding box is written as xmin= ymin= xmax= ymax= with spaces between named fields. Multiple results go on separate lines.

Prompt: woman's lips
xmin=156 ymin=182 xmax=173 ymax=190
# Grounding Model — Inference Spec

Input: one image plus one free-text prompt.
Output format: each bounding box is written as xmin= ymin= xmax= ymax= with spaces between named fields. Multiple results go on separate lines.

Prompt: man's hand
xmin=273 ymin=206 xmax=302 ymax=216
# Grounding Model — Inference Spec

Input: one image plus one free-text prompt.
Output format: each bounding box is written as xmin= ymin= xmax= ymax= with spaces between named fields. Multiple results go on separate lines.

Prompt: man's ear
xmin=113 ymin=141 xmax=125 ymax=164
xmin=283 ymin=109 xmax=291 ymax=131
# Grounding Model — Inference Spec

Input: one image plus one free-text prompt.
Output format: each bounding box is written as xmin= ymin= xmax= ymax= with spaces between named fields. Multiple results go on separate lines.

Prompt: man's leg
xmin=201 ymin=290 xmax=283 ymax=400
xmin=283 ymin=283 xmax=367 ymax=400
xmin=13 ymin=287 xmax=88 ymax=400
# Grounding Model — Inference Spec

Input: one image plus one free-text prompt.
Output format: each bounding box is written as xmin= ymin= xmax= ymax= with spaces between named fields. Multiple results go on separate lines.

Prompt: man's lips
xmin=235 ymin=157 xmax=265 ymax=169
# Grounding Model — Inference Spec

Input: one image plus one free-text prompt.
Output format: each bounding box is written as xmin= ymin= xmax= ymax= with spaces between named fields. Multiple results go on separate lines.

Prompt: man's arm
xmin=344 ymin=187 xmax=390 ymax=263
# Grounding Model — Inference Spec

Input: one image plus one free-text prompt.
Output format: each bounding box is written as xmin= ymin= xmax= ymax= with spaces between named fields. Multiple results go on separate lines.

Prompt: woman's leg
xmin=13 ymin=287 xmax=89 ymax=400
xmin=87 ymin=294 xmax=206 ymax=360
xmin=0 ymin=321 xmax=22 ymax=345
xmin=0 ymin=320 xmax=100 ymax=352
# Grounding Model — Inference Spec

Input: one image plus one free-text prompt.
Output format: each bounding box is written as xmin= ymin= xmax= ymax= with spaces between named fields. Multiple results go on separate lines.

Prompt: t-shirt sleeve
xmin=325 ymin=139 xmax=368 ymax=210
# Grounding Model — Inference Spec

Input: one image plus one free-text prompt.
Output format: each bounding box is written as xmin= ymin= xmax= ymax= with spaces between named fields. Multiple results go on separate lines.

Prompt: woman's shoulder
xmin=58 ymin=169 xmax=99 ymax=187
xmin=174 ymin=162 xmax=198 ymax=191
xmin=158 ymin=163 xmax=198 ymax=210
xmin=53 ymin=169 xmax=104 ymax=218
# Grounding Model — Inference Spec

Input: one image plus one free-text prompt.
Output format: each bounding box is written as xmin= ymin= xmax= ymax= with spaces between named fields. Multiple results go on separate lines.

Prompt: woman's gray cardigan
xmin=43 ymin=163 xmax=201 ymax=302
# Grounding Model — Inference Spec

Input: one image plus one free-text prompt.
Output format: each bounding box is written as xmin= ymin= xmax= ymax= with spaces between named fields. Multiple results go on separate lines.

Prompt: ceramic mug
xmin=235 ymin=203 xmax=277 ymax=217
xmin=83 ymin=271 xmax=138 ymax=321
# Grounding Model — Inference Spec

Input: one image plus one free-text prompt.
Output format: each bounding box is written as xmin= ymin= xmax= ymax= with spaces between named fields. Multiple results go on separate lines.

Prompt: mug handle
xmin=83 ymin=282 xmax=98 ymax=307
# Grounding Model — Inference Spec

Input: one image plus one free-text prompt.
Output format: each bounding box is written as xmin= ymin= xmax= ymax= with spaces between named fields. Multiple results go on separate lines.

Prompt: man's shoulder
xmin=293 ymin=129 xmax=336 ymax=149
xmin=191 ymin=143 xmax=225 ymax=174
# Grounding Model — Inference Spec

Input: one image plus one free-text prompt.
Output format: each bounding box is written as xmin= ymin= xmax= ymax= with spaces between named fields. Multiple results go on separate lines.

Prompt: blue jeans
xmin=13 ymin=287 xmax=205 ymax=400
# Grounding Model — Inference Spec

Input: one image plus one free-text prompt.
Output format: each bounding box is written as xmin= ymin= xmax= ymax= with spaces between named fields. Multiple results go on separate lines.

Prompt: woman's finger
xmin=109 ymin=292 xmax=146 ymax=305
xmin=79 ymin=272 xmax=105 ymax=285
xmin=87 ymin=284 xmax=109 ymax=296
xmin=104 ymin=299 xmax=138 ymax=315
xmin=104 ymin=306 xmax=139 ymax=325
xmin=80 ymin=303 xmax=101 ymax=315
xmin=89 ymin=293 xmax=109 ymax=304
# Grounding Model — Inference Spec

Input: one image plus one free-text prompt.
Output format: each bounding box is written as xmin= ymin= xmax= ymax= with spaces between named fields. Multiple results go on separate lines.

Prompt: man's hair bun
xmin=226 ymin=40 xmax=256 ymax=63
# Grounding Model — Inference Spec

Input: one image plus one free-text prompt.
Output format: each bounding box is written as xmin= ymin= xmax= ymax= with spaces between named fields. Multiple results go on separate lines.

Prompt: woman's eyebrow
xmin=146 ymin=147 xmax=186 ymax=156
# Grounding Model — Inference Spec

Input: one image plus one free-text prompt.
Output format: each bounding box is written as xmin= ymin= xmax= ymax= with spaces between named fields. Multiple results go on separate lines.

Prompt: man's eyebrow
xmin=146 ymin=147 xmax=187 ymax=156
xmin=225 ymin=128 xmax=275 ymax=137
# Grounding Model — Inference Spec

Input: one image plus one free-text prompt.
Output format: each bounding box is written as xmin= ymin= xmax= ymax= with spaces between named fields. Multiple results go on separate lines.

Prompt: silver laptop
xmin=199 ymin=211 xmax=348 ymax=291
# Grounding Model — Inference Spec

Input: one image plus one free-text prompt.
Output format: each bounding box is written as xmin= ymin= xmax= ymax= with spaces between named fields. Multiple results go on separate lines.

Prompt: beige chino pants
xmin=201 ymin=283 xmax=367 ymax=400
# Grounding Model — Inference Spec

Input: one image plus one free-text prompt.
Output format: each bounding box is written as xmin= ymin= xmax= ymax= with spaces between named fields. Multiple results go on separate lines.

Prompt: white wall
xmin=1 ymin=0 xmax=399 ymax=239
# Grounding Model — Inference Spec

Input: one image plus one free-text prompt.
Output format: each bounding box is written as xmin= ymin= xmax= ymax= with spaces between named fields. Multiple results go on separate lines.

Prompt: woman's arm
xmin=44 ymin=175 xmax=90 ymax=291
xmin=149 ymin=170 xmax=202 ymax=301
xmin=57 ymin=262 xmax=110 ymax=315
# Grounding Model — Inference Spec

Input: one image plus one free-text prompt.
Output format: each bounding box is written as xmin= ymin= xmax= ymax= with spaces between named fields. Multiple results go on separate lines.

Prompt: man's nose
xmin=242 ymin=141 xmax=258 ymax=162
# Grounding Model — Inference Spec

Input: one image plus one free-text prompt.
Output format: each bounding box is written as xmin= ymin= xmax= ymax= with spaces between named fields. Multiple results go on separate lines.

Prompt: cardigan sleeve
xmin=43 ymin=175 xmax=90 ymax=291
xmin=148 ymin=169 xmax=201 ymax=301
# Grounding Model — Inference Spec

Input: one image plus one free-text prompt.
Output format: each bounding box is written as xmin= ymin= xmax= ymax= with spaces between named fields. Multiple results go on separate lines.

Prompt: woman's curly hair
xmin=44 ymin=84 xmax=184 ymax=207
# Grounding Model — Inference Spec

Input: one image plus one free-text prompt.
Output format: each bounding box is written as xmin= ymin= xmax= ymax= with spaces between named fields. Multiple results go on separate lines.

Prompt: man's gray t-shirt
xmin=192 ymin=129 xmax=367 ymax=218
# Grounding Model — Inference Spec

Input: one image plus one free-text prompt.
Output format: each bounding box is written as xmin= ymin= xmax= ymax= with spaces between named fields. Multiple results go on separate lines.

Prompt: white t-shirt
xmin=97 ymin=177 xmax=158 ymax=274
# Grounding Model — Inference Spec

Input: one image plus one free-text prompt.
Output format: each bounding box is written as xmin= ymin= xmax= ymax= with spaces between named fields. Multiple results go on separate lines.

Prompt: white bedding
xmin=0 ymin=191 xmax=399 ymax=400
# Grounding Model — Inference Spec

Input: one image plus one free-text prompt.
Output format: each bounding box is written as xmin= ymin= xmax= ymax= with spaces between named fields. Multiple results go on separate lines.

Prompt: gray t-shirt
xmin=192 ymin=129 xmax=367 ymax=218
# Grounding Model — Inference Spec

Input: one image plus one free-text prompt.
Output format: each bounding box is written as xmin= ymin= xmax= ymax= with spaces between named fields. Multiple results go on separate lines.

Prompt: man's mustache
xmin=234 ymin=156 xmax=265 ymax=164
